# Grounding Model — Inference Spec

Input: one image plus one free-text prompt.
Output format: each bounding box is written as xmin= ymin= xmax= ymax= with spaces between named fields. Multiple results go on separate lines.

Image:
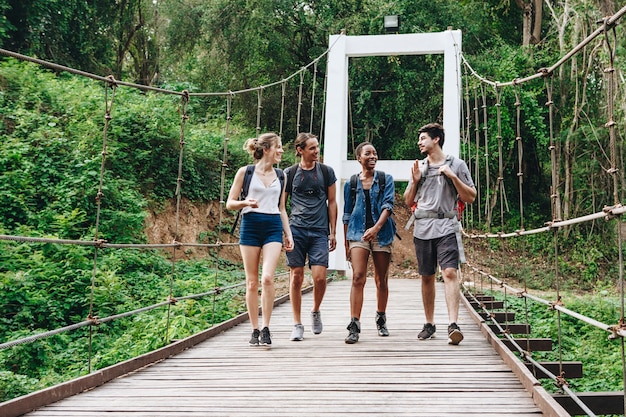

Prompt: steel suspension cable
xmin=480 ymin=84 xmax=491 ymax=230
xmin=466 ymin=263 xmax=626 ymax=337
xmin=296 ymin=71 xmax=304 ymax=134
xmin=493 ymin=85 xmax=509 ymax=228
xmin=473 ymin=85 xmax=482 ymax=225
xmin=544 ymin=69 xmax=568 ymax=394
xmin=256 ymin=88 xmax=263 ymax=138
xmin=545 ymin=75 xmax=562 ymax=222
xmin=463 ymin=66 xmax=474 ymax=226
xmin=458 ymin=4 xmax=626 ymax=89
xmin=602 ymin=19 xmax=626 ymax=412
xmin=213 ymin=93 xmax=235 ymax=327
xmin=87 ymin=77 xmax=117 ymax=373
xmin=318 ymin=69 xmax=328 ymax=151
xmin=309 ymin=62 xmax=318 ymax=134
xmin=279 ymin=82 xmax=286 ymax=145
xmin=279 ymin=81 xmax=286 ymax=138
xmin=0 ymin=283 xmax=247 ymax=350
xmin=514 ymin=83 xmax=524 ymax=232
xmin=165 ymin=91 xmax=190 ymax=344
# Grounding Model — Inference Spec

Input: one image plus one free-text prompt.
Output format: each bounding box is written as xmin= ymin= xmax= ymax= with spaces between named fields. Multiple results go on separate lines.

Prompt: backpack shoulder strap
xmin=349 ymin=174 xmax=358 ymax=211
xmin=241 ymin=165 xmax=255 ymax=199
xmin=275 ymin=167 xmax=285 ymax=188
xmin=443 ymin=155 xmax=456 ymax=193
xmin=274 ymin=167 xmax=285 ymax=206
xmin=232 ymin=164 xmax=255 ymax=235
xmin=285 ymin=163 xmax=298 ymax=194
xmin=320 ymin=163 xmax=330 ymax=191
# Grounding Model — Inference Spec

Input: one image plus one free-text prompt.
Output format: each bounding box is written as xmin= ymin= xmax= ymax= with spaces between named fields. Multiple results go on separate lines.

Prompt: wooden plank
xmin=466 ymin=294 xmax=495 ymax=302
xmin=488 ymin=323 xmax=531 ymax=335
xmin=19 ymin=279 xmax=557 ymax=416
xmin=503 ymin=338 xmax=553 ymax=352
xmin=480 ymin=311 xmax=516 ymax=321
xmin=470 ymin=300 xmax=505 ymax=309
xmin=525 ymin=361 xmax=583 ymax=379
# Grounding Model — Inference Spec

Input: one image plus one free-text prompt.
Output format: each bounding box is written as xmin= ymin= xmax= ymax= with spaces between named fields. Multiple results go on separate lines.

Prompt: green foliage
xmin=0 ymin=59 xmax=256 ymax=402
xmin=0 ymin=370 xmax=39 ymax=401
xmin=1 ymin=0 xmax=116 ymax=75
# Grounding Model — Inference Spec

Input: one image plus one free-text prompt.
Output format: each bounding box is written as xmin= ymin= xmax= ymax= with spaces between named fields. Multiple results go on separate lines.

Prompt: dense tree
xmin=2 ymin=0 xmax=116 ymax=74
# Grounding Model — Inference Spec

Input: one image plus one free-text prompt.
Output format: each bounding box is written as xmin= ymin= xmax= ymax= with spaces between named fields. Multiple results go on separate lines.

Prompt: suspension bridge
xmin=0 ymin=277 xmax=591 ymax=416
xmin=2 ymin=4 xmax=626 ymax=417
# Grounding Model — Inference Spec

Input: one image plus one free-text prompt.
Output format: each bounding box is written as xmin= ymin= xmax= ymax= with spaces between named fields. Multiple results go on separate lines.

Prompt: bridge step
xmin=480 ymin=311 xmax=515 ymax=321
xmin=488 ymin=323 xmax=530 ymax=335
xmin=464 ymin=293 xmax=495 ymax=302
xmin=553 ymin=391 xmax=625 ymax=416
xmin=525 ymin=361 xmax=583 ymax=379
xmin=469 ymin=300 xmax=504 ymax=309
xmin=502 ymin=337 xmax=553 ymax=352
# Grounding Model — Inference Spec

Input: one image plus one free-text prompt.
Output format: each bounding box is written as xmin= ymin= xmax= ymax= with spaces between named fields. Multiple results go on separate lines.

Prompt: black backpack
xmin=230 ymin=165 xmax=285 ymax=235
xmin=284 ymin=162 xmax=332 ymax=196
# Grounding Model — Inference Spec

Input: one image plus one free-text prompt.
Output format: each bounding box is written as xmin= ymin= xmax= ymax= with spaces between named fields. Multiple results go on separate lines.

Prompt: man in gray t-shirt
xmin=284 ymin=133 xmax=337 ymax=341
xmin=403 ymin=123 xmax=476 ymax=346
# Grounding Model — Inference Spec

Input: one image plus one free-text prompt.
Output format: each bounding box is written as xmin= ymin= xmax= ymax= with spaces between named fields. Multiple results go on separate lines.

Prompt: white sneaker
xmin=290 ymin=324 xmax=304 ymax=341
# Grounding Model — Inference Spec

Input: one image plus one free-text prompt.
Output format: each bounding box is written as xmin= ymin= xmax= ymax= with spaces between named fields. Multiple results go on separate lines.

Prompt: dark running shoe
xmin=376 ymin=312 xmax=389 ymax=337
xmin=249 ymin=329 xmax=260 ymax=346
xmin=418 ymin=323 xmax=436 ymax=340
xmin=447 ymin=323 xmax=464 ymax=345
xmin=345 ymin=317 xmax=361 ymax=344
xmin=260 ymin=327 xmax=272 ymax=348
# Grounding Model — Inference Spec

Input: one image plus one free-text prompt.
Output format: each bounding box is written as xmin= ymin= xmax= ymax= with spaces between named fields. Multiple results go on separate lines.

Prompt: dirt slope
xmin=144 ymin=195 xmax=419 ymax=278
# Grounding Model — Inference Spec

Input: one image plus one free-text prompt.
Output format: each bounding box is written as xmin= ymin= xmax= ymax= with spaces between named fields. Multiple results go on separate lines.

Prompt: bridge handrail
xmin=466 ymin=262 xmax=625 ymax=339
xmin=0 ymin=280 xmax=249 ymax=350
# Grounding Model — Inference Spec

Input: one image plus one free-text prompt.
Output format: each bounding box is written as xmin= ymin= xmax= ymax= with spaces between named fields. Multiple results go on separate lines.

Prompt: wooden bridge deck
xmin=23 ymin=278 xmax=564 ymax=416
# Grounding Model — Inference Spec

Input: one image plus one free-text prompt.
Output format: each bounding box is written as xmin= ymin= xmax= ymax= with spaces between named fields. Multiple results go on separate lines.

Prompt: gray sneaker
xmin=249 ymin=329 xmax=260 ymax=346
xmin=376 ymin=312 xmax=389 ymax=337
xmin=345 ymin=317 xmax=361 ymax=344
xmin=311 ymin=311 xmax=323 ymax=334
xmin=290 ymin=324 xmax=304 ymax=341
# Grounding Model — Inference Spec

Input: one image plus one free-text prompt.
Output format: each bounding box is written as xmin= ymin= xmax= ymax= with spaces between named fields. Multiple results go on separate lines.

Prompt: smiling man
xmin=403 ymin=123 xmax=476 ymax=345
xmin=284 ymin=132 xmax=338 ymax=341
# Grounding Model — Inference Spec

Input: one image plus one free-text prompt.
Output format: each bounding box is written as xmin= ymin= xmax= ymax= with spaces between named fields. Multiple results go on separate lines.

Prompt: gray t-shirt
xmin=409 ymin=156 xmax=474 ymax=240
xmin=287 ymin=163 xmax=337 ymax=230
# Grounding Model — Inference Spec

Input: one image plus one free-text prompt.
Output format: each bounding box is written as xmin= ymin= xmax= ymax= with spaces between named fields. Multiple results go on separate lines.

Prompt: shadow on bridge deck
xmin=15 ymin=278 xmax=567 ymax=416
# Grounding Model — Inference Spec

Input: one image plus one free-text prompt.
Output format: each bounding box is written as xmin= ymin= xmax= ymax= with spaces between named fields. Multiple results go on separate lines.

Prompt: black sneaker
xmin=345 ymin=318 xmax=360 ymax=344
xmin=260 ymin=327 xmax=272 ymax=348
xmin=249 ymin=329 xmax=260 ymax=346
xmin=447 ymin=323 xmax=464 ymax=345
xmin=376 ymin=312 xmax=389 ymax=337
xmin=418 ymin=323 xmax=436 ymax=340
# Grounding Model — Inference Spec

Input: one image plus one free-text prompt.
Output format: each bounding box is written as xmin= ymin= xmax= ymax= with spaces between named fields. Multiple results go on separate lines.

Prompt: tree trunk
xmin=515 ymin=0 xmax=543 ymax=46
xmin=531 ymin=0 xmax=543 ymax=44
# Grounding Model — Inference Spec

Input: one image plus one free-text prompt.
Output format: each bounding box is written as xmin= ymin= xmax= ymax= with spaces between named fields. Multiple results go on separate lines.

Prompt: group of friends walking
xmin=225 ymin=123 xmax=476 ymax=348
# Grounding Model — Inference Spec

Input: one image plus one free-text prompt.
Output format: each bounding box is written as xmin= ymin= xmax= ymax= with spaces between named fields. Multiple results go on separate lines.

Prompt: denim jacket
xmin=342 ymin=171 xmax=396 ymax=247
